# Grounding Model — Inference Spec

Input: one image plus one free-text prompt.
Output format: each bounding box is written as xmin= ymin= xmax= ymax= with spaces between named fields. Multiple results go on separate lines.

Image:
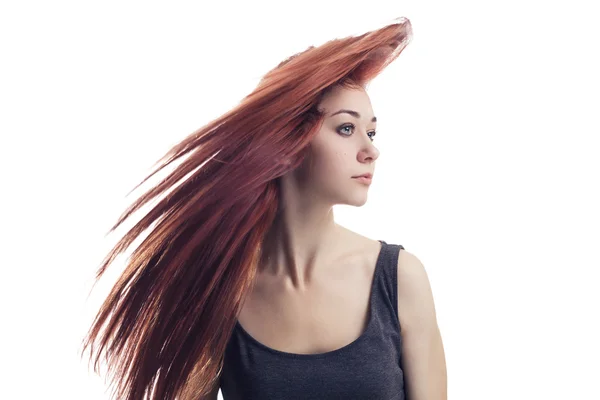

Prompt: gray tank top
xmin=219 ymin=240 xmax=405 ymax=399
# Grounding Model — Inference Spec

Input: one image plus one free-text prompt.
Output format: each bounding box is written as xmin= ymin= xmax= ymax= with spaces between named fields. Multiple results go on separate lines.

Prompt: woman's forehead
xmin=320 ymin=88 xmax=374 ymax=119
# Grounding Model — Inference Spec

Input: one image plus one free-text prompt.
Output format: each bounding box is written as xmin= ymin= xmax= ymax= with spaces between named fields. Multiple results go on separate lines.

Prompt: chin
xmin=345 ymin=192 xmax=369 ymax=207
xmin=324 ymin=183 xmax=369 ymax=207
xmin=354 ymin=197 xmax=369 ymax=207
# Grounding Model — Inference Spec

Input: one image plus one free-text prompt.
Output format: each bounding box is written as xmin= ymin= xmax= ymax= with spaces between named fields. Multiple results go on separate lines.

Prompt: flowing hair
xmin=80 ymin=16 xmax=413 ymax=400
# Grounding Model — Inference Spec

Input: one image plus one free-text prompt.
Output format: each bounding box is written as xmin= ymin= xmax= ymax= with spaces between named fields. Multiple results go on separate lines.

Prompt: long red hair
xmin=80 ymin=17 xmax=413 ymax=400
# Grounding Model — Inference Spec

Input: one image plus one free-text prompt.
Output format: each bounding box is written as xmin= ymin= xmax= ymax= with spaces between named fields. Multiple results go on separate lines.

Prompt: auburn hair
xmin=80 ymin=17 xmax=413 ymax=400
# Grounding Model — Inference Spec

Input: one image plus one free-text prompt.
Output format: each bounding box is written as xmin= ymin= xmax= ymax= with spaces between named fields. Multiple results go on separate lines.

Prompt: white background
xmin=1 ymin=1 xmax=599 ymax=399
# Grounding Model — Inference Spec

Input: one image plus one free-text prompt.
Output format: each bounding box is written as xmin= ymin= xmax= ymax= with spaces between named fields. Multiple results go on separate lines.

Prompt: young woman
xmin=81 ymin=16 xmax=447 ymax=400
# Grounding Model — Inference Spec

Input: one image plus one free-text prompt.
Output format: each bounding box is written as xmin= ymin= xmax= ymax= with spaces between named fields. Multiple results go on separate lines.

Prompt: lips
xmin=352 ymin=173 xmax=373 ymax=179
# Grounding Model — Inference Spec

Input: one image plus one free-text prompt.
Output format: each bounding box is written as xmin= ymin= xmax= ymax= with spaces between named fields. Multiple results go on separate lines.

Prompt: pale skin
xmin=203 ymin=85 xmax=447 ymax=399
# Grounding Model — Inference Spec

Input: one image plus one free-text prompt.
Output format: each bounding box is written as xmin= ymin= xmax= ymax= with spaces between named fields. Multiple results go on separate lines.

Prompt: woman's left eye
xmin=338 ymin=124 xmax=376 ymax=141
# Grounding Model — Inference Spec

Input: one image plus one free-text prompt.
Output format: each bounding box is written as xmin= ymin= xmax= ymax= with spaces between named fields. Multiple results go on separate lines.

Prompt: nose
xmin=359 ymin=140 xmax=379 ymax=162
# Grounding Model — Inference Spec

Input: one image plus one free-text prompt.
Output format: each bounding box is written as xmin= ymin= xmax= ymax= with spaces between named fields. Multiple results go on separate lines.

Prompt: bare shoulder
xmin=395 ymin=248 xmax=448 ymax=399
xmin=396 ymin=249 xmax=439 ymax=331
xmin=396 ymin=249 xmax=428 ymax=283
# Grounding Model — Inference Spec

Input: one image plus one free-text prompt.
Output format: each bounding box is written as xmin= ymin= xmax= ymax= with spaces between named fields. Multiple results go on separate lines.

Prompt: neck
xmin=258 ymin=208 xmax=342 ymax=291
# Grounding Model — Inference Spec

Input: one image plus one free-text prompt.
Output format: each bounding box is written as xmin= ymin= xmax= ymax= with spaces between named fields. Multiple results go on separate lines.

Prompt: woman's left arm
xmin=397 ymin=249 xmax=448 ymax=400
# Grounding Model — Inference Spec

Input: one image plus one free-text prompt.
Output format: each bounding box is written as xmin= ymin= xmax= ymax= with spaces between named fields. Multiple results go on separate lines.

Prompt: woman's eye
xmin=338 ymin=124 xmax=376 ymax=141
xmin=339 ymin=125 xmax=353 ymax=134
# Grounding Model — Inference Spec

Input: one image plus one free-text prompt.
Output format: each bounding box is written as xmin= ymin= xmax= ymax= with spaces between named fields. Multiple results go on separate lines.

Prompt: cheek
xmin=310 ymin=149 xmax=349 ymax=181
xmin=307 ymin=135 xmax=353 ymax=180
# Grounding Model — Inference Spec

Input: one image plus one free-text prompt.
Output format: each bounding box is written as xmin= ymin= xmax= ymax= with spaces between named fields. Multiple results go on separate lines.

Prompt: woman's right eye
xmin=338 ymin=123 xmax=354 ymax=136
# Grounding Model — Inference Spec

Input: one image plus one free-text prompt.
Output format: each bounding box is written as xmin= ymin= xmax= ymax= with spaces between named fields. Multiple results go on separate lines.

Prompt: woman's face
xmin=291 ymin=85 xmax=380 ymax=207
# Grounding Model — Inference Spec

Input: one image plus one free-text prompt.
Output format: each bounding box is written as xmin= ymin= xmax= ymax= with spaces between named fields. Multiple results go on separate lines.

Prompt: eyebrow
xmin=330 ymin=109 xmax=377 ymax=123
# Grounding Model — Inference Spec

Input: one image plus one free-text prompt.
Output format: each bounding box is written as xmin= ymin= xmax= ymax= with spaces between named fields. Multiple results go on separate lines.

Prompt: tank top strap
xmin=375 ymin=240 xmax=405 ymax=330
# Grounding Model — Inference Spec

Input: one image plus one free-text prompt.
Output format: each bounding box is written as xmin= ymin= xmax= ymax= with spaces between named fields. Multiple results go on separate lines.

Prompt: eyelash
xmin=337 ymin=123 xmax=377 ymax=141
